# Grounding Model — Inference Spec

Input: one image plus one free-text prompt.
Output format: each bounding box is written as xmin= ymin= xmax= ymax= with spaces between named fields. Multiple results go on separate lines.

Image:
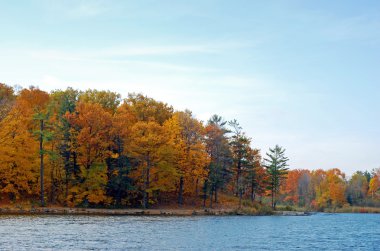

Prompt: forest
xmin=0 ymin=83 xmax=379 ymax=211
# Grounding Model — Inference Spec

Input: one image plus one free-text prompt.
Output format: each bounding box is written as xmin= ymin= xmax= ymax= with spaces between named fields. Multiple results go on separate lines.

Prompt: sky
xmin=0 ymin=0 xmax=379 ymax=175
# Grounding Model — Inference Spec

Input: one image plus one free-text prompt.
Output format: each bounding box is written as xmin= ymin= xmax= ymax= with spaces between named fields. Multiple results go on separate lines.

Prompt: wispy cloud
xmin=40 ymin=0 xmax=110 ymax=19
xmin=97 ymin=45 xmax=216 ymax=57
xmin=28 ymin=48 xmax=216 ymax=73
xmin=67 ymin=1 xmax=107 ymax=18
xmin=28 ymin=41 xmax=249 ymax=73
xmin=30 ymin=41 xmax=248 ymax=58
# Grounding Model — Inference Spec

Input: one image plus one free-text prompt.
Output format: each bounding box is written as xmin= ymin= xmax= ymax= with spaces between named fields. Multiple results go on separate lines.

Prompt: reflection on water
xmin=0 ymin=213 xmax=378 ymax=250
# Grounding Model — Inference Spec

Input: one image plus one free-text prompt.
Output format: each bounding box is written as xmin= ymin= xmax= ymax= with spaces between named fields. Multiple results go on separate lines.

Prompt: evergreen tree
xmin=205 ymin=115 xmax=233 ymax=206
xmin=228 ymin=119 xmax=251 ymax=208
xmin=264 ymin=145 xmax=289 ymax=210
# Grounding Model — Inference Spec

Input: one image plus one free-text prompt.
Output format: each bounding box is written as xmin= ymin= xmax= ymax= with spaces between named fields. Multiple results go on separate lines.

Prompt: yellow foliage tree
xmin=368 ymin=175 xmax=380 ymax=198
xmin=0 ymin=87 xmax=49 ymax=202
xmin=129 ymin=121 xmax=176 ymax=208
xmin=165 ymin=111 xmax=209 ymax=205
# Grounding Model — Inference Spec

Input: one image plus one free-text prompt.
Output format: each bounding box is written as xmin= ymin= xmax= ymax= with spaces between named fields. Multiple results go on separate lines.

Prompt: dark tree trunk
xmin=203 ymin=193 xmax=206 ymax=208
xmin=50 ymin=162 xmax=55 ymax=204
xmin=214 ymin=186 xmax=218 ymax=203
xmin=209 ymin=187 xmax=213 ymax=208
xmin=63 ymin=148 xmax=70 ymax=206
xmin=195 ymin=178 xmax=199 ymax=197
xmin=203 ymin=179 xmax=208 ymax=208
xmin=116 ymin=188 xmax=122 ymax=206
xmin=178 ymin=176 xmax=184 ymax=206
xmin=143 ymin=156 xmax=151 ymax=209
xmin=116 ymin=140 xmax=123 ymax=206
xmin=239 ymin=189 xmax=242 ymax=209
xmin=40 ymin=119 xmax=45 ymax=207
xmin=236 ymin=159 xmax=241 ymax=197
xmin=271 ymin=187 xmax=275 ymax=210
xmin=64 ymin=167 xmax=69 ymax=205
xmin=251 ymin=180 xmax=255 ymax=202
xmin=73 ymin=151 xmax=79 ymax=177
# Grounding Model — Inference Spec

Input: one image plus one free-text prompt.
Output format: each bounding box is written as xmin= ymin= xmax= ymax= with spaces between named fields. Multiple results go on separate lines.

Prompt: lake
xmin=0 ymin=213 xmax=378 ymax=250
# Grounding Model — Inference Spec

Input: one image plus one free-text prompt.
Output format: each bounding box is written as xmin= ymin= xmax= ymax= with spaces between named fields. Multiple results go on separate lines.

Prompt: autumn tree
xmin=129 ymin=121 xmax=174 ymax=208
xmin=368 ymin=174 xmax=380 ymax=199
xmin=326 ymin=168 xmax=346 ymax=208
xmin=297 ymin=170 xmax=312 ymax=207
xmin=281 ymin=169 xmax=312 ymax=207
xmin=66 ymin=102 xmax=113 ymax=206
xmin=79 ymin=89 xmax=121 ymax=114
xmin=281 ymin=169 xmax=302 ymax=205
xmin=0 ymin=83 xmax=15 ymax=122
xmin=50 ymin=88 xmax=80 ymax=204
xmin=165 ymin=111 xmax=209 ymax=206
xmin=312 ymin=168 xmax=346 ymax=209
xmin=106 ymin=103 xmax=137 ymax=205
xmin=126 ymin=93 xmax=173 ymax=125
xmin=310 ymin=169 xmax=328 ymax=209
xmin=0 ymin=87 xmax=49 ymax=202
xmin=346 ymin=171 xmax=368 ymax=205
xmin=264 ymin=145 xmax=289 ymax=210
xmin=22 ymin=87 xmax=51 ymax=206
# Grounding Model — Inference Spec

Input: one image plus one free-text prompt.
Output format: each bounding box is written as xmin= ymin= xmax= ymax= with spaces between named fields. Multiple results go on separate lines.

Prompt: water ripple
xmin=0 ymin=213 xmax=378 ymax=250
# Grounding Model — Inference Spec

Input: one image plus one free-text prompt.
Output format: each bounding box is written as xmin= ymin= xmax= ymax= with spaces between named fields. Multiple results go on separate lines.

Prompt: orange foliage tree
xmin=65 ymin=102 xmax=113 ymax=206
xmin=0 ymin=87 xmax=49 ymax=202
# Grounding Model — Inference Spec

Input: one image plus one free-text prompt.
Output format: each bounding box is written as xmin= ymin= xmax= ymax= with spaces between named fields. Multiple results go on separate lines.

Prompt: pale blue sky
xmin=1 ymin=0 xmax=379 ymax=175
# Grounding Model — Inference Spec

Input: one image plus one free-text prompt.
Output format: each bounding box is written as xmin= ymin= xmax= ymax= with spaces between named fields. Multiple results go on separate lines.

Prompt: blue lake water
xmin=0 ymin=213 xmax=378 ymax=250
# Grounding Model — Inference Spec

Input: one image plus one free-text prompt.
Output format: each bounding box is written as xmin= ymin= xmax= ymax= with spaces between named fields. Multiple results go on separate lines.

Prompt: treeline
xmin=1 ymin=83 xmax=379 ymax=211
xmin=0 ymin=83 xmax=290 ymax=209
xmin=281 ymin=168 xmax=380 ymax=210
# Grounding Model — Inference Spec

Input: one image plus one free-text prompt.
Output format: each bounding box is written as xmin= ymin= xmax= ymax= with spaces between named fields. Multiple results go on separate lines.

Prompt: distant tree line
xmin=280 ymin=168 xmax=380 ymax=210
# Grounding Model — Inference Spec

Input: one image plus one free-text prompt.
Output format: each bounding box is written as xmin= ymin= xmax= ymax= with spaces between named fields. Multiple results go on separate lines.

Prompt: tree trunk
xmin=236 ymin=160 xmax=241 ymax=197
xmin=63 ymin=147 xmax=70 ymax=206
xmin=178 ymin=176 xmax=184 ymax=206
xmin=65 ymin=168 xmax=69 ymax=206
xmin=50 ymin=163 xmax=55 ymax=204
xmin=195 ymin=178 xmax=199 ymax=197
xmin=214 ymin=186 xmax=218 ymax=203
xmin=143 ymin=156 xmax=151 ymax=209
xmin=40 ymin=119 xmax=45 ymax=207
xmin=203 ymin=179 xmax=208 ymax=208
xmin=239 ymin=189 xmax=242 ymax=209
xmin=251 ymin=180 xmax=255 ymax=202
xmin=209 ymin=187 xmax=213 ymax=208
xmin=271 ymin=187 xmax=275 ymax=210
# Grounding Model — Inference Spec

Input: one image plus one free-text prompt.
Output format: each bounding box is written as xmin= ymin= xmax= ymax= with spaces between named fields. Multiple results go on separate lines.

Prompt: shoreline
xmin=0 ymin=207 xmax=313 ymax=216
xmin=1 ymin=206 xmax=378 ymax=216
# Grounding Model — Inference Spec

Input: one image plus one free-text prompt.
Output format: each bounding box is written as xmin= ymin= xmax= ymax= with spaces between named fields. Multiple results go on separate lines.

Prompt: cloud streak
xmin=27 ymin=41 xmax=249 ymax=73
xmin=40 ymin=0 xmax=111 ymax=19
